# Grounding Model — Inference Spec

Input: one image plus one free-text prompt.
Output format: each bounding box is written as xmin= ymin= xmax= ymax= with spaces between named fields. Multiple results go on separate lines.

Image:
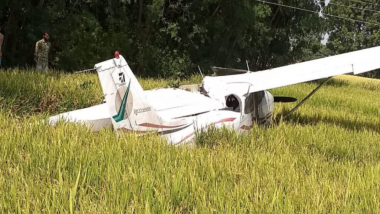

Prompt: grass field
xmin=1 ymin=69 xmax=380 ymax=213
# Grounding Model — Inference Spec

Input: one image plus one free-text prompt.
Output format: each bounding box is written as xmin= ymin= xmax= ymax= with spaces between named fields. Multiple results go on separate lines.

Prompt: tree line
xmin=1 ymin=0 xmax=379 ymax=77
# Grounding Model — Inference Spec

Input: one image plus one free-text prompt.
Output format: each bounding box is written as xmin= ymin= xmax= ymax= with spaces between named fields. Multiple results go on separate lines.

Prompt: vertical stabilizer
xmin=95 ymin=55 xmax=192 ymax=134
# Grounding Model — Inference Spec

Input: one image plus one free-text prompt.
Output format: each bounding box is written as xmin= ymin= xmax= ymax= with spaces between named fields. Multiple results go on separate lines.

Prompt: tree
xmin=323 ymin=0 xmax=380 ymax=76
xmin=0 ymin=0 xmax=328 ymax=77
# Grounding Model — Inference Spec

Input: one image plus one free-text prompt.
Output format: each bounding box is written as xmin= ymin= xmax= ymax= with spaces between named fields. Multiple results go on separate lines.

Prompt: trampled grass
xmin=1 ymin=69 xmax=380 ymax=213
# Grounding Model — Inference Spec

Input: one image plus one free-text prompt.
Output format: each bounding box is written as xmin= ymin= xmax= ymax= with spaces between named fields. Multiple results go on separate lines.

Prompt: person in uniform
xmin=0 ymin=26 xmax=4 ymax=68
xmin=34 ymin=32 xmax=51 ymax=71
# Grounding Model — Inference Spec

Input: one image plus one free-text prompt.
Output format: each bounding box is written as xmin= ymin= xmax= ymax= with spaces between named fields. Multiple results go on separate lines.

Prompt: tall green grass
xmin=0 ymin=69 xmax=103 ymax=116
xmin=0 ymin=69 xmax=201 ymax=116
xmin=1 ymin=69 xmax=380 ymax=213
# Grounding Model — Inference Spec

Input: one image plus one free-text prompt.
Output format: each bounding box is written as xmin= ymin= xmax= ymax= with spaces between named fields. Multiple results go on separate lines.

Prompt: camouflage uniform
xmin=34 ymin=39 xmax=51 ymax=71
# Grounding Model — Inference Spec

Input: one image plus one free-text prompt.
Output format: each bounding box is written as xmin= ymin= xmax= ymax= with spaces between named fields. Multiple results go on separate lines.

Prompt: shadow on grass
xmin=274 ymin=108 xmax=380 ymax=133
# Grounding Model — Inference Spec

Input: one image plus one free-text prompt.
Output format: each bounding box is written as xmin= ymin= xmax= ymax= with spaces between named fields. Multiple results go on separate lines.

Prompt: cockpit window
xmin=245 ymin=91 xmax=265 ymax=114
xmin=226 ymin=95 xmax=240 ymax=111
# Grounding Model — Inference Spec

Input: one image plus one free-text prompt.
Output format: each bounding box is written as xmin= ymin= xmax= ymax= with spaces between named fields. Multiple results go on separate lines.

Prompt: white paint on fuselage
xmin=47 ymin=55 xmax=275 ymax=145
xmin=145 ymin=88 xmax=224 ymax=119
xmin=164 ymin=110 xmax=241 ymax=145
xmin=47 ymin=88 xmax=275 ymax=144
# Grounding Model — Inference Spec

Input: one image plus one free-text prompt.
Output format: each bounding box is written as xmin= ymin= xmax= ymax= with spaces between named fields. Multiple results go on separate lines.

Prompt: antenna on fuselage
xmin=246 ymin=60 xmax=251 ymax=73
xmin=198 ymin=65 xmax=204 ymax=78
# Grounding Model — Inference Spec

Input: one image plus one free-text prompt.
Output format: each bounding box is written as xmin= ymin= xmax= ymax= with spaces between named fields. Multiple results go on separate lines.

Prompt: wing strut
xmin=284 ymin=77 xmax=333 ymax=119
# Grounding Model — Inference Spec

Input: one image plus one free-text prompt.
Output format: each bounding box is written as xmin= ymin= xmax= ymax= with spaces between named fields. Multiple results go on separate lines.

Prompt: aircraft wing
xmin=203 ymin=46 xmax=380 ymax=95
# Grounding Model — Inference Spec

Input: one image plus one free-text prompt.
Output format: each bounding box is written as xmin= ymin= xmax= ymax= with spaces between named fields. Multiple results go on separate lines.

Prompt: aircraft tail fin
xmin=95 ymin=54 xmax=191 ymax=134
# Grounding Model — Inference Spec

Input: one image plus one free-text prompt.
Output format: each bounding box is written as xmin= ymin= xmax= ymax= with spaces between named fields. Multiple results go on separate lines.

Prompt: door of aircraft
xmin=244 ymin=91 xmax=267 ymax=125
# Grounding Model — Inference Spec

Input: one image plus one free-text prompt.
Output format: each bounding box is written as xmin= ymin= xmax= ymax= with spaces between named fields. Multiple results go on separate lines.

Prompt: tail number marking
xmin=134 ymin=107 xmax=151 ymax=115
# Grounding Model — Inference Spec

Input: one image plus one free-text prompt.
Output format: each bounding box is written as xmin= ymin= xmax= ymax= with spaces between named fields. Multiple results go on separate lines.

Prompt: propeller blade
xmin=274 ymin=96 xmax=297 ymax=103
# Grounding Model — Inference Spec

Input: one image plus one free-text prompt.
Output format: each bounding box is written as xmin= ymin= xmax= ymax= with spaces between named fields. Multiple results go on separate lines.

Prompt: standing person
xmin=34 ymin=32 xmax=51 ymax=71
xmin=0 ymin=26 xmax=4 ymax=68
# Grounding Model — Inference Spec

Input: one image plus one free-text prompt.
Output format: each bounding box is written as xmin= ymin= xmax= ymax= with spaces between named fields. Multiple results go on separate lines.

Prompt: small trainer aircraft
xmin=48 ymin=47 xmax=380 ymax=145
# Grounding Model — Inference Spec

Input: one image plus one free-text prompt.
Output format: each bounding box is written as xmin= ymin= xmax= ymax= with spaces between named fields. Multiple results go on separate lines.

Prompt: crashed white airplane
xmin=48 ymin=47 xmax=380 ymax=145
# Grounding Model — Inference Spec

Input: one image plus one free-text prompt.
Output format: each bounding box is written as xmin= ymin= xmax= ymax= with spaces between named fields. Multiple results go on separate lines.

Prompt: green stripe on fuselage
xmin=113 ymin=80 xmax=131 ymax=123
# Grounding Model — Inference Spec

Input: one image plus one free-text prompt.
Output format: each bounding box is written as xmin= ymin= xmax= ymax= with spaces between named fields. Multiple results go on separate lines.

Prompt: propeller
xmin=274 ymin=96 xmax=297 ymax=103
